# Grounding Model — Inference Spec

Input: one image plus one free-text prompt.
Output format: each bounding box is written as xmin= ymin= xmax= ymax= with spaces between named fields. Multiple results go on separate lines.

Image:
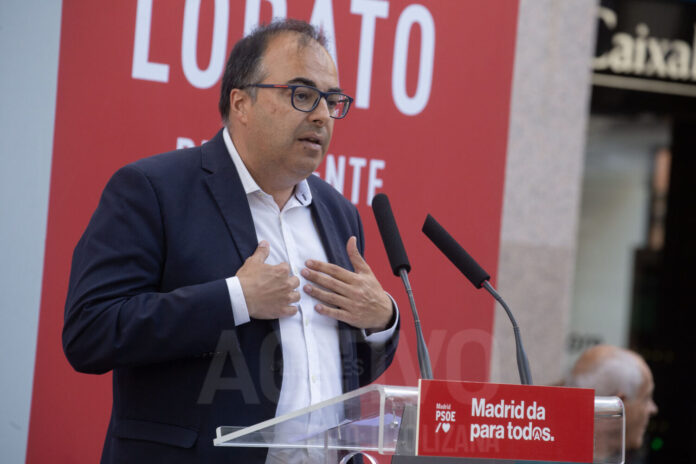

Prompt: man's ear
xmin=228 ymin=88 xmax=250 ymax=124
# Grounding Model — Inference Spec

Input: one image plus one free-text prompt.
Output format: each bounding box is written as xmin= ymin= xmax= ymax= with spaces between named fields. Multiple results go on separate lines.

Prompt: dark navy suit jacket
xmin=63 ymin=130 xmax=398 ymax=463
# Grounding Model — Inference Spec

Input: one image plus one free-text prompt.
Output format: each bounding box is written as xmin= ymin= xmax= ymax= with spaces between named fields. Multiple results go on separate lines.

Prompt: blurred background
xmin=2 ymin=0 xmax=695 ymax=462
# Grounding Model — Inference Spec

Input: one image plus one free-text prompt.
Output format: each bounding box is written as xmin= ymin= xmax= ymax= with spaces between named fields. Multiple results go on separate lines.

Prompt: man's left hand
xmin=301 ymin=236 xmax=393 ymax=332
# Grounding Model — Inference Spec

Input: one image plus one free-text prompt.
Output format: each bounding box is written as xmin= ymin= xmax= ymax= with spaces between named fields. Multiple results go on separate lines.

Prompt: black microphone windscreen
xmin=422 ymin=214 xmax=490 ymax=288
xmin=371 ymin=193 xmax=411 ymax=276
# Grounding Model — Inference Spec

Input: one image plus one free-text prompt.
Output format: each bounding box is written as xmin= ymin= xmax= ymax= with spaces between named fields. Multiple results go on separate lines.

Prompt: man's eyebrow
xmin=287 ymin=77 xmax=343 ymax=93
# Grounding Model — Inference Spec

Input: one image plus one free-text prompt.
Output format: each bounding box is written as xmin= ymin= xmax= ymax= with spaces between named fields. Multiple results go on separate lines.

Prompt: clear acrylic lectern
xmin=214 ymin=384 xmax=625 ymax=463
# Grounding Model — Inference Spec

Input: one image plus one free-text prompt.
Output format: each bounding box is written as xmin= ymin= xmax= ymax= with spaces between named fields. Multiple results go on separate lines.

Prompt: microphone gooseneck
xmin=481 ymin=281 xmax=533 ymax=385
xmin=422 ymin=214 xmax=533 ymax=385
xmin=372 ymin=194 xmax=432 ymax=380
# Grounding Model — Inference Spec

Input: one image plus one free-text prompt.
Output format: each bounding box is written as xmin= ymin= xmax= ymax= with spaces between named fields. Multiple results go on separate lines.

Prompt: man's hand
xmin=301 ymin=236 xmax=393 ymax=332
xmin=236 ymin=241 xmax=300 ymax=319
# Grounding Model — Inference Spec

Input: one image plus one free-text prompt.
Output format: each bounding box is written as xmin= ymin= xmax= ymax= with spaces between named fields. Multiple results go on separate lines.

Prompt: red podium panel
xmin=417 ymin=380 xmax=594 ymax=462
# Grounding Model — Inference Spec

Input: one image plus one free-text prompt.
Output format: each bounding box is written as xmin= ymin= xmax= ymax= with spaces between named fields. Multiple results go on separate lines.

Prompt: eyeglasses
xmin=246 ymin=84 xmax=353 ymax=119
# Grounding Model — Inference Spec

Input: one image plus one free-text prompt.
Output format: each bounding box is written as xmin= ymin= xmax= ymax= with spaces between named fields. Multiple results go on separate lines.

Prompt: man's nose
xmin=309 ymin=97 xmax=331 ymax=124
xmin=649 ymin=399 xmax=658 ymax=415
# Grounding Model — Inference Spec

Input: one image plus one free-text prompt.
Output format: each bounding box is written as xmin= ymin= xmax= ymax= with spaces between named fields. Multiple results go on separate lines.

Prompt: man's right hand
xmin=236 ymin=241 xmax=300 ymax=319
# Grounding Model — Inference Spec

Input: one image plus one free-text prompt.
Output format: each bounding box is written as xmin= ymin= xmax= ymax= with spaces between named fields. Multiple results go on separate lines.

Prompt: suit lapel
xmin=309 ymin=188 xmax=352 ymax=271
xmin=201 ymin=130 xmax=257 ymax=263
xmin=308 ymin=181 xmax=360 ymax=392
xmin=200 ymin=131 xmax=281 ymax=346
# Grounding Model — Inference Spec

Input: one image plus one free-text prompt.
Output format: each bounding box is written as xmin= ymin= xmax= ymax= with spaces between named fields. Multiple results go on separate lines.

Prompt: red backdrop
xmin=28 ymin=1 xmax=519 ymax=462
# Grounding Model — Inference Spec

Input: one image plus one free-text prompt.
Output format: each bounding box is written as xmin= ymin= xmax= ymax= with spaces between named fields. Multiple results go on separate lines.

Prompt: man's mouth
xmin=299 ymin=135 xmax=323 ymax=148
xmin=300 ymin=137 xmax=321 ymax=145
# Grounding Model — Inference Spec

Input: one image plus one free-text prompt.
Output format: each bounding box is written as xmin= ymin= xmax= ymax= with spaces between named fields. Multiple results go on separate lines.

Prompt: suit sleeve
xmin=63 ymin=165 xmax=236 ymax=374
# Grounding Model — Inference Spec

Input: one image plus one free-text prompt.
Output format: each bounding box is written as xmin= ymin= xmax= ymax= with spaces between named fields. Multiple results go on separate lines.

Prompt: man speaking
xmin=63 ymin=19 xmax=399 ymax=463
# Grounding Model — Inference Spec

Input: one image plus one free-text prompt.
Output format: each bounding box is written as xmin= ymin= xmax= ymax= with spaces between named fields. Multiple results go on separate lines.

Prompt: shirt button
xmin=304 ymin=319 xmax=309 ymax=327
xmin=311 ymin=375 xmax=317 ymax=383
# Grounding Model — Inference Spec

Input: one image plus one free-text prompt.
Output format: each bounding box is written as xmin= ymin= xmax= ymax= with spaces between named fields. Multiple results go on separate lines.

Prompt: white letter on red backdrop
xmin=244 ymin=0 xmax=287 ymax=36
xmin=177 ymin=137 xmax=195 ymax=149
xmin=392 ymin=4 xmax=435 ymax=116
xmin=325 ymin=154 xmax=346 ymax=194
xmin=367 ymin=159 xmax=385 ymax=205
xmin=349 ymin=157 xmax=367 ymax=205
xmin=350 ymin=0 xmax=389 ymax=109
xmin=310 ymin=0 xmax=339 ymax=73
xmin=132 ymin=0 xmax=170 ymax=82
xmin=182 ymin=0 xmax=229 ymax=89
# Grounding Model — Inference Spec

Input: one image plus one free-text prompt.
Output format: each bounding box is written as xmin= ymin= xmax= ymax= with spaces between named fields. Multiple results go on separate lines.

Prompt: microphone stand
xmin=399 ymin=268 xmax=433 ymax=380
xmin=482 ymin=281 xmax=533 ymax=385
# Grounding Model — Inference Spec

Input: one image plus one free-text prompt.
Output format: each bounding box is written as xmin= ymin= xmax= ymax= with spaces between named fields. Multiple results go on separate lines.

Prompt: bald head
xmin=567 ymin=345 xmax=644 ymax=397
xmin=567 ymin=345 xmax=657 ymax=450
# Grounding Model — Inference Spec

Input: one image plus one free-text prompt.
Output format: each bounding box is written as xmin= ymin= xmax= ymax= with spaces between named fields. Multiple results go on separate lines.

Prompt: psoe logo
xmin=435 ymin=404 xmax=456 ymax=433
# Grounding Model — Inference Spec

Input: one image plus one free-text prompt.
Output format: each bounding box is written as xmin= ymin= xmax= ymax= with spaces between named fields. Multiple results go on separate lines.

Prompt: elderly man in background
xmin=566 ymin=345 xmax=658 ymax=463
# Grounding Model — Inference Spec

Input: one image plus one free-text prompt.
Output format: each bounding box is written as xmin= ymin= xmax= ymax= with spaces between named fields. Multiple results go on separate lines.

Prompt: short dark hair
xmin=218 ymin=19 xmax=329 ymax=122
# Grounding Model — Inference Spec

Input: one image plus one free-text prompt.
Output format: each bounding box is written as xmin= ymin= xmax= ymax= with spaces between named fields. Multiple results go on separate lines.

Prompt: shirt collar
xmin=222 ymin=127 xmax=313 ymax=206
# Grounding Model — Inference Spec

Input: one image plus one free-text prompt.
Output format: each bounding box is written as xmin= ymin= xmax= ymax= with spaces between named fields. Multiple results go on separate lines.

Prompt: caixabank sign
xmin=416 ymin=380 xmax=594 ymax=462
xmin=592 ymin=0 xmax=696 ymax=114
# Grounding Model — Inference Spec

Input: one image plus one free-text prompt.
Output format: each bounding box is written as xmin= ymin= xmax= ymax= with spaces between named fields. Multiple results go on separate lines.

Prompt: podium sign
xmin=417 ymin=380 xmax=594 ymax=462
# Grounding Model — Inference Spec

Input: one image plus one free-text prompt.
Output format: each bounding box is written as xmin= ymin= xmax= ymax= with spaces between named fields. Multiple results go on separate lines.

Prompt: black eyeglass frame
xmin=245 ymin=83 xmax=353 ymax=119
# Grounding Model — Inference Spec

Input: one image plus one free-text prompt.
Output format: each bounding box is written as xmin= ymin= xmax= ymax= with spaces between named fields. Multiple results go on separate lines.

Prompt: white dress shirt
xmin=221 ymin=129 xmax=397 ymax=423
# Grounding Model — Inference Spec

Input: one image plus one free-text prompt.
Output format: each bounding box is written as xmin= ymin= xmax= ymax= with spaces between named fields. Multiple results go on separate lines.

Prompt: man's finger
xmin=301 ymin=268 xmax=351 ymax=294
xmin=288 ymin=275 xmax=300 ymax=289
xmin=346 ymin=236 xmax=370 ymax=273
xmin=315 ymin=304 xmax=351 ymax=324
xmin=248 ymin=240 xmax=270 ymax=263
xmin=278 ymin=305 xmax=299 ymax=318
xmin=304 ymin=260 xmax=354 ymax=283
xmin=304 ymin=283 xmax=349 ymax=309
xmin=273 ymin=262 xmax=291 ymax=275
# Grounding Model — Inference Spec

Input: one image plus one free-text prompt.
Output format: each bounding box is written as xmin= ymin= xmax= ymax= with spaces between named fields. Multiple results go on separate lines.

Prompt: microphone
xmin=422 ymin=214 xmax=533 ymax=385
xmin=372 ymin=193 xmax=432 ymax=380
xmin=422 ymin=215 xmax=489 ymax=288
xmin=372 ymin=194 xmax=411 ymax=276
